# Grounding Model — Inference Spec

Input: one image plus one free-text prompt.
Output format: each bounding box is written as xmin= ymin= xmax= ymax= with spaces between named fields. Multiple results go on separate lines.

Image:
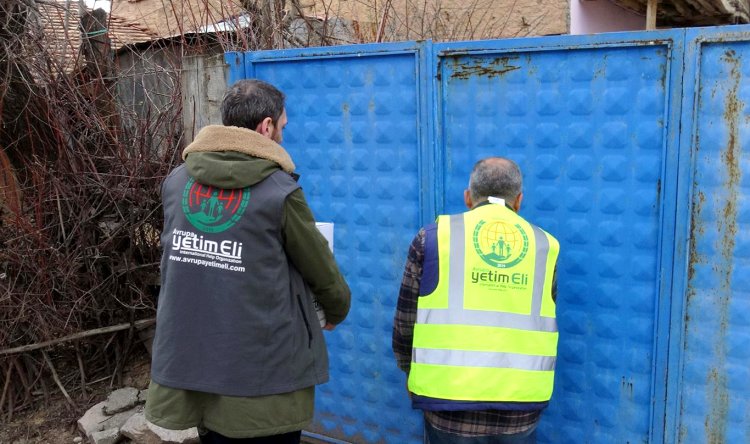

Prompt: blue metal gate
xmin=667 ymin=27 xmax=750 ymax=444
xmin=223 ymin=25 xmax=750 ymax=444
xmin=233 ymin=42 xmax=432 ymax=444
xmin=434 ymin=33 xmax=684 ymax=444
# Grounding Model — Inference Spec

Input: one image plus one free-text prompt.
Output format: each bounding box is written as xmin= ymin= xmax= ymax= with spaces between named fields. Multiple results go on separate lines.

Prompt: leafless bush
xmin=0 ymin=0 xmax=181 ymax=419
xmin=0 ymin=0 xmax=370 ymax=421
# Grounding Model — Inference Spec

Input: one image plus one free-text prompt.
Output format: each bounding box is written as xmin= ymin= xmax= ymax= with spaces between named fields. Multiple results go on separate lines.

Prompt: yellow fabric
xmin=409 ymin=204 xmax=559 ymax=403
xmin=463 ymin=206 xmax=537 ymax=314
xmin=409 ymin=363 xmax=555 ymax=402
xmin=413 ymin=324 xmax=558 ymax=356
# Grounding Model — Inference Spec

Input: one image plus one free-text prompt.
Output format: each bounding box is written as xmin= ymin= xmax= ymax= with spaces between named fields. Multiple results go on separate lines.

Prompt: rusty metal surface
xmin=447 ymin=55 xmax=522 ymax=79
xmin=678 ymin=38 xmax=750 ymax=444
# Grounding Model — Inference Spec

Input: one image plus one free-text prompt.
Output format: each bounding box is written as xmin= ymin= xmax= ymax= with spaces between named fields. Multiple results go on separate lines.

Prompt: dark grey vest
xmin=151 ymin=165 xmax=329 ymax=397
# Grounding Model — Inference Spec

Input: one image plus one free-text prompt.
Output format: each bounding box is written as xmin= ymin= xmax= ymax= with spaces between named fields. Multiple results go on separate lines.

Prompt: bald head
xmin=468 ymin=157 xmax=523 ymax=205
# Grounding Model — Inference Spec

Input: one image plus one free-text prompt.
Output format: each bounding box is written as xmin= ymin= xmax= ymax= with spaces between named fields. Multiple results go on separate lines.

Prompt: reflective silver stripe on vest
xmin=417 ymin=309 xmax=557 ymax=332
xmin=414 ymin=348 xmax=556 ymax=371
xmin=418 ymin=210 xmax=557 ymax=333
xmin=448 ymin=214 xmax=465 ymax=310
xmin=530 ymin=225 xmax=550 ymax=317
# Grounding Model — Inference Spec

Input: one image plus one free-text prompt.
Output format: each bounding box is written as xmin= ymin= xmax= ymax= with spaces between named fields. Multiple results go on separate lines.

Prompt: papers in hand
xmin=313 ymin=222 xmax=334 ymax=327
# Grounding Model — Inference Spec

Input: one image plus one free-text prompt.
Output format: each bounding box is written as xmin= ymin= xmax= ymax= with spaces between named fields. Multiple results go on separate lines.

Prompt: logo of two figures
xmin=198 ymin=191 xmax=224 ymax=223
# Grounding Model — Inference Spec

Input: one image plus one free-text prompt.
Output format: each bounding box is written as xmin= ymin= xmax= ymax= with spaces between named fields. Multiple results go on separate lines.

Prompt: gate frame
xmin=218 ymin=25 xmax=750 ymax=442
xmin=667 ymin=25 xmax=750 ymax=444
xmin=432 ymin=30 xmax=687 ymax=443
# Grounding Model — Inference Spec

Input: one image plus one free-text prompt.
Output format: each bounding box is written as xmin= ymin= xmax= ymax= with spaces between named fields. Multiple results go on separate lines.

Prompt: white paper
xmin=315 ymin=222 xmax=334 ymax=252
xmin=313 ymin=222 xmax=335 ymax=327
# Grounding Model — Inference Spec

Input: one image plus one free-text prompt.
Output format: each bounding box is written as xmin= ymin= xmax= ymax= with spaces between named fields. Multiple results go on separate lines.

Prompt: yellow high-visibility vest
xmin=408 ymin=203 xmax=560 ymax=403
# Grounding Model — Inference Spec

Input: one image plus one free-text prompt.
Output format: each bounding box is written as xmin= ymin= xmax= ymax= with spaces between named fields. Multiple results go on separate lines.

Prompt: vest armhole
xmin=419 ymin=223 xmax=439 ymax=296
xmin=268 ymin=169 xmax=302 ymax=195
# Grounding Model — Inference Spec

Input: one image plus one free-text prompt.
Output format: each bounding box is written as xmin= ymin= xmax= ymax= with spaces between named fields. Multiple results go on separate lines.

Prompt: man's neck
xmin=472 ymin=199 xmax=517 ymax=213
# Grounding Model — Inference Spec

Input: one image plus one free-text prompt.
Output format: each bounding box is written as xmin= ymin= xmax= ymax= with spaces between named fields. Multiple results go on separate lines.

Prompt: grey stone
xmin=73 ymin=438 xmax=83 ymax=443
xmin=104 ymin=387 xmax=141 ymax=415
xmin=78 ymin=402 xmax=108 ymax=438
xmin=78 ymin=401 xmax=141 ymax=440
xmin=121 ymin=412 xmax=199 ymax=444
xmin=91 ymin=428 xmax=121 ymax=444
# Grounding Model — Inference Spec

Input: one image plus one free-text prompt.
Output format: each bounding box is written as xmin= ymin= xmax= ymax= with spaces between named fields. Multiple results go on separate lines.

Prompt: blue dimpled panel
xmin=252 ymin=54 xmax=423 ymax=443
xmin=437 ymin=45 xmax=670 ymax=444
xmin=678 ymin=41 xmax=750 ymax=444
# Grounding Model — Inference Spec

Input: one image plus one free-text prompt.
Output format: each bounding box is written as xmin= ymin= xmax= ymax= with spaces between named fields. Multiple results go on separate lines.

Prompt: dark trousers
xmin=200 ymin=429 xmax=302 ymax=444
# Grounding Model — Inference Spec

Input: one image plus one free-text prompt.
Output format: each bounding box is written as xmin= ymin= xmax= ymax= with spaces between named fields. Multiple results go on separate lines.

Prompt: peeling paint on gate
xmin=448 ymin=55 xmax=521 ymax=79
xmin=704 ymin=48 xmax=742 ymax=444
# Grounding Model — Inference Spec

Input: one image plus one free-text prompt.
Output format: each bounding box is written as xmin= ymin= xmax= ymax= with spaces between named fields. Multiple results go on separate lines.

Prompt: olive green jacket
xmin=145 ymin=125 xmax=351 ymax=437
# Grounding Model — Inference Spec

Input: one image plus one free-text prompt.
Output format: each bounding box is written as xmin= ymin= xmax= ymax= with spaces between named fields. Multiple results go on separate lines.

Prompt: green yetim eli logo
xmin=182 ymin=178 xmax=250 ymax=233
xmin=472 ymin=219 xmax=529 ymax=268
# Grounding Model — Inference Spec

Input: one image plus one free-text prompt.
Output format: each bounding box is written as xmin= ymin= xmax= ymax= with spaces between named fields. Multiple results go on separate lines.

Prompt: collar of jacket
xmin=473 ymin=199 xmax=517 ymax=213
xmin=182 ymin=125 xmax=296 ymax=173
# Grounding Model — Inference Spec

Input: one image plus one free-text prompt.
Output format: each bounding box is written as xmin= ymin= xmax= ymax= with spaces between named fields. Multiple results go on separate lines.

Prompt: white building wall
xmin=570 ymin=0 xmax=645 ymax=35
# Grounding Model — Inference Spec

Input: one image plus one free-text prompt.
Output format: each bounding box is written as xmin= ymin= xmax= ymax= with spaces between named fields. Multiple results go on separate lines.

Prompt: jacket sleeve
xmin=282 ymin=188 xmax=351 ymax=325
xmin=392 ymin=229 xmax=425 ymax=374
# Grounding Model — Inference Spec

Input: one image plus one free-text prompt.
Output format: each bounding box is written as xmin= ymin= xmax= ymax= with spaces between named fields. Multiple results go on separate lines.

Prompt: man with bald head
xmin=393 ymin=157 xmax=560 ymax=443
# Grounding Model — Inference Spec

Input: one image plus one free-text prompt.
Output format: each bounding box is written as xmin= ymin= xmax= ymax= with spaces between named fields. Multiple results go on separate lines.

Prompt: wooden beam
xmin=646 ymin=0 xmax=658 ymax=29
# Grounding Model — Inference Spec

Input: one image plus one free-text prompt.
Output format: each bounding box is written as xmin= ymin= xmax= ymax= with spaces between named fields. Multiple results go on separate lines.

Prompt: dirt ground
xmin=0 ymin=353 xmax=152 ymax=444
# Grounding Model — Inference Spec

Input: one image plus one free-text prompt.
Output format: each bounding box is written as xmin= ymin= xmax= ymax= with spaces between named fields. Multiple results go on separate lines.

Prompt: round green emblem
xmin=181 ymin=178 xmax=250 ymax=233
xmin=472 ymin=219 xmax=529 ymax=268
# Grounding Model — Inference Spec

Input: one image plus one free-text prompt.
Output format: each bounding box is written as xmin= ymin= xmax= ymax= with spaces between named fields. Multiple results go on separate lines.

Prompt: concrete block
xmin=121 ymin=412 xmax=199 ymax=444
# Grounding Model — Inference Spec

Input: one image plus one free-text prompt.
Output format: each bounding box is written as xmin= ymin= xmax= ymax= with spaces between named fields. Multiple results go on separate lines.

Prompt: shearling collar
xmin=182 ymin=125 xmax=296 ymax=173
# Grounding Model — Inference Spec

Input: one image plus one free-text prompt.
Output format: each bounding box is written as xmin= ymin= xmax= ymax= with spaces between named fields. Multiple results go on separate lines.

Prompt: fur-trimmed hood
xmin=182 ymin=125 xmax=295 ymax=173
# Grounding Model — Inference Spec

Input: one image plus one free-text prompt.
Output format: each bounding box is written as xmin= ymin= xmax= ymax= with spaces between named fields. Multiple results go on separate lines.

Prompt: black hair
xmin=220 ymin=79 xmax=285 ymax=130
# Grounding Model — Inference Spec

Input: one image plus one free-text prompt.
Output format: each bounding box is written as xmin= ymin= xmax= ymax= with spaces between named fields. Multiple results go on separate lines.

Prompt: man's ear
xmin=255 ymin=117 xmax=274 ymax=139
xmin=513 ymin=193 xmax=523 ymax=212
xmin=464 ymin=189 xmax=473 ymax=209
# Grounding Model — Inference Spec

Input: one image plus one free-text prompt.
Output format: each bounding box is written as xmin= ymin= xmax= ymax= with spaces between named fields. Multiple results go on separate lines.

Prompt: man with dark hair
xmin=145 ymin=79 xmax=351 ymax=444
xmin=220 ymin=80 xmax=287 ymax=134
xmin=393 ymin=157 xmax=559 ymax=444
